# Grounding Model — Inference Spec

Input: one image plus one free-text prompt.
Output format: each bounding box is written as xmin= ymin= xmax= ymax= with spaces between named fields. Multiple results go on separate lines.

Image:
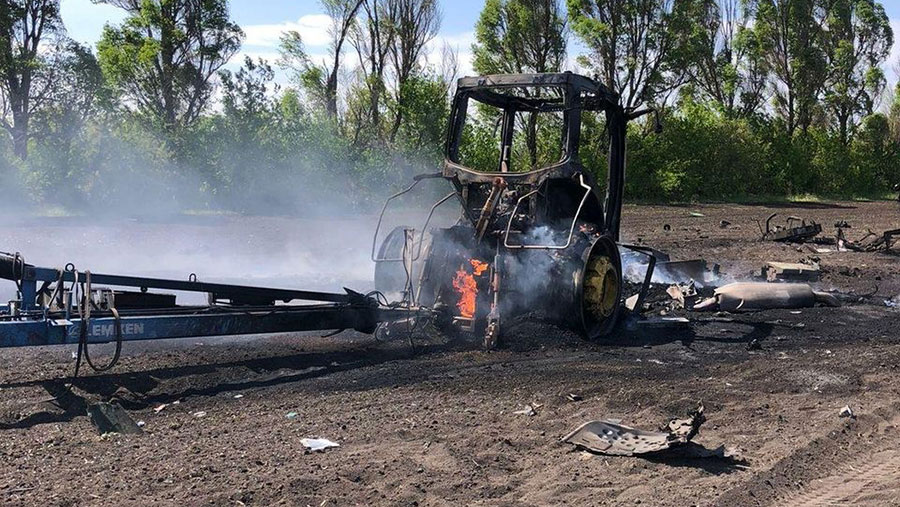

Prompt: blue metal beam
xmin=0 ymin=306 xmax=408 ymax=348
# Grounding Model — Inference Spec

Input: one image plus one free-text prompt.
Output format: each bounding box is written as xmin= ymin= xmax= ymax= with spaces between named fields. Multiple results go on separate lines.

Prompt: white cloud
xmin=60 ymin=0 xmax=126 ymax=45
xmin=242 ymin=14 xmax=332 ymax=49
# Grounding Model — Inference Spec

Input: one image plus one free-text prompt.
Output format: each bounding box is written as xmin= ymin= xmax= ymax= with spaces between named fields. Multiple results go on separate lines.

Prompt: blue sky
xmin=60 ymin=0 xmax=900 ymax=91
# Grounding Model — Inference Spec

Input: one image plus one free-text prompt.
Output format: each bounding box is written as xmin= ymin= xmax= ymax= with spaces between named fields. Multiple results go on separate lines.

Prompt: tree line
xmin=0 ymin=0 xmax=898 ymax=215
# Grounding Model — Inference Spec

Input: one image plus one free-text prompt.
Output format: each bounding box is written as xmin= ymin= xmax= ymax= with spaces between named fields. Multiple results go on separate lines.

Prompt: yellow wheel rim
xmin=583 ymin=255 xmax=619 ymax=319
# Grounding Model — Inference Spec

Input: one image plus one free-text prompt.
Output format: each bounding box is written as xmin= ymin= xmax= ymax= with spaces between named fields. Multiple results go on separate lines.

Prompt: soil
xmin=1 ymin=201 xmax=899 ymax=506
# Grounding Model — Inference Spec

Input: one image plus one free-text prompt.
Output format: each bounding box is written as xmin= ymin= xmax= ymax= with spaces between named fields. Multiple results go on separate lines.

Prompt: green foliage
xmin=625 ymin=105 xmax=900 ymax=201
xmin=568 ymin=0 xmax=692 ymax=108
xmin=3 ymin=0 xmax=900 ymax=215
xmin=96 ymin=0 xmax=243 ymax=132
xmin=627 ymin=105 xmax=770 ymax=200
xmin=472 ymin=0 xmax=566 ymax=74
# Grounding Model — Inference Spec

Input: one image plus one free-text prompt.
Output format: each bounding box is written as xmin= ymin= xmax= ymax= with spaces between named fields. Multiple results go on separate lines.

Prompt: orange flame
xmin=452 ymin=259 xmax=489 ymax=318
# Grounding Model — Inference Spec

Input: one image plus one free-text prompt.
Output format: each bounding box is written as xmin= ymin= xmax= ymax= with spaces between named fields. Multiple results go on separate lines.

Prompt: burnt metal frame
xmin=443 ymin=72 xmax=629 ymax=241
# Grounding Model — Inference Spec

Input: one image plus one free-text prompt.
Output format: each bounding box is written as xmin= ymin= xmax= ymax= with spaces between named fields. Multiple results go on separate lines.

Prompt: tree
xmin=822 ymin=0 xmax=892 ymax=144
xmin=278 ymin=0 xmax=364 ymax=121
xmin=0 ymin=0 xmax=63 ymax=159
xmin=220 ymin=56 xmax=277 ymax=122
xmin=472 ymin=0 xmax=566 ymax=167
xmin=386 ymin=0 xmax=441 ymax=141
xmin=472 ymin=0 xmax=567 ymax=75
xmin=751 ymin=0 xmax=830 ymax=136
xmin=31 ymin=41 xmax=106 ymax=154
xmin=96 ymin=0 xmax=243 ymax=133
xmin=682 ymin=0 xmax=768 ymax=117
xmin=889 ymin=81 xmax=900 ymax=144
xmin=568 ymin=0 xmax=691 ymax=109
xmin=351 ymin=0 xmax=394 ymax=137
xmin=277 ymin=31 xmax=325 ymax=112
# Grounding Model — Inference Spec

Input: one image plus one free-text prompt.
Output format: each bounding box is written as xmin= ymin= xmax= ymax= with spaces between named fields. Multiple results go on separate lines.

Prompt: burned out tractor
xmin=373 ymin=72 xmax=657 ymax=347
xmin=0 ymin=72 xmax=656 ymax=375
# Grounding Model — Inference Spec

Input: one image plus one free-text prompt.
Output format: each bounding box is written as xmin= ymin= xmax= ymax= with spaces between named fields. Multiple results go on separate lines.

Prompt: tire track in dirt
xmin=781 ymin=448 xmax=900 ymax=506
xmin=715 ymin=408 xmax=900 ymax=507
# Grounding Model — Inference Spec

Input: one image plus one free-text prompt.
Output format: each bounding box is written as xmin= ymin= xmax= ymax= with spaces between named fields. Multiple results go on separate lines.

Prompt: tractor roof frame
xmin=443 ymin=72 xmax=628 ymax=240
xmin=444 ymin=72 xmax=622 ymax=185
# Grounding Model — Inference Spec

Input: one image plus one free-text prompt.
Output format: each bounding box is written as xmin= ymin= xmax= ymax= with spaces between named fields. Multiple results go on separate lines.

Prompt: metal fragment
xmin=562 ymin=404 xmax=705 ymax=456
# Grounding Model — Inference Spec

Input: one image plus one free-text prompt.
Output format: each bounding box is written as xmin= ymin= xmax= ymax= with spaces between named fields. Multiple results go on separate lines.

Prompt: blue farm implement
xmin=0 ymin=250 xmax=417 ymax=375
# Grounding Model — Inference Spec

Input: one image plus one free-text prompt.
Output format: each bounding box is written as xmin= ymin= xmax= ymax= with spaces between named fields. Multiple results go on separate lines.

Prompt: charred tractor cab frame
xmin=373 ymin=72 xmax=657 ymax=347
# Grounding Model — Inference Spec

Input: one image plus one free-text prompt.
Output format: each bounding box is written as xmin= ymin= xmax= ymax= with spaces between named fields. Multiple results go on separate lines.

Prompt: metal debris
xmin=514 ymin=403 xmax=541 ymax=416
xmin=625 ymin=294 xmax=641 ymax=312
xmin=839 ymin=405 xmax=855 ymax=418
xmin=666 ymin=281 xmax=699 ymax=309
xmin=759 ymin=214 xmax=822 ymax=243
xmin=301 ymin=438 xmax=340 ymax=452
xmin=694 ymin=282 xmax=840 ymax=312
xmin=562 ymin=404 xmax=705 ymax=457
xmin=844 ymin=228 xmax=900 ymax=253
xmin=763 ymin=261 xmax=820 ymax=282
xmin=87 ymin=402 xmax=143 ymax=435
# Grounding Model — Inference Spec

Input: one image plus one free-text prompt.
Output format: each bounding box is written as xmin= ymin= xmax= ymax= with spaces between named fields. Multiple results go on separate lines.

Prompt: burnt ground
xmin=1 ymin=201 xmax=899 ymax=506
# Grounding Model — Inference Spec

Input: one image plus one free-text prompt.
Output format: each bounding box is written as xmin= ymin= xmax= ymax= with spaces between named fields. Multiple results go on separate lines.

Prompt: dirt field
xmin=1 ymin=201 xmax=899 ymax=506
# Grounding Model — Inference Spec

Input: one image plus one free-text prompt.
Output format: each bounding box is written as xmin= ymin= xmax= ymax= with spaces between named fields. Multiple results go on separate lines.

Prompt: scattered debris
xmin=694 ymin=282 xmax=840 ymax=312
xmin=625 ymin=294 xmax=641 ymax=312
xmin=719 ymin=220 xmax=731 ymax=228
xmin=514 ymin=403 xmax=541 ymax=416
xmin=746 ymin=338 xmax=762 ymax=351
xmin=839 ymin=405 xmax=855 ymax=419
xmin=763 ymin=261 xmax=820 ymax=282
xmin=193 ymin=411 xmax=207 ymax=418
xmin=153 ymin=404 xmax=168 ymax=413
xmin=844 ymin=228 xmax=900 ymax=253
xmin=689 ymin=211 xmax=705 ymax=218
xmin=666 ymin=281 xmax=699 ymax=309
xmin=286 ymin=411 xmax=298 ymax=419
xmin=301 ymin=438 xmax=340 ymax=452
xmin=566 ymin=393 xmax=583 ymax=402
xmin=759 ymin=213 xmax=823 ymax=243
xmin=136 ymin=420 xmax=146 ymax=427
xmin=562 ymin=404 xmax=717 ymax=457
xmin=87 ymin=402 xmax=144 ymax=435
xmin=233 ymin=394 xmax=244 ymax=399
